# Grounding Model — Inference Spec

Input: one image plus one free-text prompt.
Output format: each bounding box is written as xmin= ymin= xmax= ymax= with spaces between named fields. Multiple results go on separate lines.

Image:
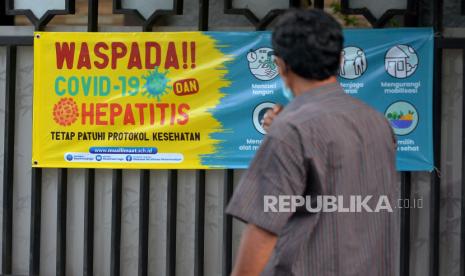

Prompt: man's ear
xmin=275 ymin=57 xmax=288 ymax=77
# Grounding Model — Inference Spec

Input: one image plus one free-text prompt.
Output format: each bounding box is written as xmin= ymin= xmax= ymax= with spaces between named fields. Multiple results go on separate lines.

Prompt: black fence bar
xmin=0 ymin=1 xmax=14 ymax=25
xmin=429 ymin=48 xmax=441 ymax=276
xmin=166 ymin=170 xmax=178 ymax=276
xmin=57 ymin=169 xmax=68 ymax=276
xmin=199 ymin=0 xmax=209 ymax=31
xmin=290 ymin=0 xmax=299 ymax=8
xmin=460 ymin=49 xmax=465 ymax=276
xmin=195 ymin=2 xmax=208 ymax=274
xmin=222 ymin=169 xmax=234 ymax=276
xmin=405 ymin=0 xmax=418 ymax=27
xmin=138 ymin=11 xmax=151 ymax=275
xmin=83 ymin=169 xmax=95 ymax=276
xmin=110 ymin=170 xmax=123 ymax=276
xmin=138 ymin=170 xmax=150 ymax=276
xmin=430 ymin=0 xmax=443 ymax=275
xmin=84 ymin=1 xmax=98 ymax=275
xmin=29 ymin=168 xmax=42 ymax=276
xmin=400 ymin=172 xmax=411 ymax=276
xmin=434 ymin=0 xmax=444 ymax=37
xmin=194 ymin=170 xmax=206 ymax=276
xmin=314 ymin=0 xmax=324 ymax=9
xmin=88 ymin=0 xmax=99 ymax=32
xmin=1 ymin=44 xmax=16 ymax=275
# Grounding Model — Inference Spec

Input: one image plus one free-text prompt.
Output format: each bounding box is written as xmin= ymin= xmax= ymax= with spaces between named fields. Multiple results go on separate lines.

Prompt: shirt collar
xmin=291 ymin=82 xmax=344 ymax=105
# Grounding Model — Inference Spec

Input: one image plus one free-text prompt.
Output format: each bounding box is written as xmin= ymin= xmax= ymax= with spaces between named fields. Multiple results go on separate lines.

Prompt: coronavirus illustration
xmin=53 ymin=97 xmax=79 ymax=126
xmin=142 ymin=67 xmax=172 ymax=101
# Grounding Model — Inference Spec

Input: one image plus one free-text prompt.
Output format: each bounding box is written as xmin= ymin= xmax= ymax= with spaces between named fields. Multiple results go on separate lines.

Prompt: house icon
xmin=385 ymin=45 xmax=418 ymax=79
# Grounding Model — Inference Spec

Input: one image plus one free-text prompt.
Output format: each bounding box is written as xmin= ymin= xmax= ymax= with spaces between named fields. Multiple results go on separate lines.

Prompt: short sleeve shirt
xmin=226 ymin=83 xmax=399 ymax=276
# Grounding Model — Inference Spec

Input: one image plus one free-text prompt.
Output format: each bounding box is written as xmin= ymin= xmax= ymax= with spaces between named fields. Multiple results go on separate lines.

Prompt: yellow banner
xmin=33 ymin=32 xmax=231 ymax=169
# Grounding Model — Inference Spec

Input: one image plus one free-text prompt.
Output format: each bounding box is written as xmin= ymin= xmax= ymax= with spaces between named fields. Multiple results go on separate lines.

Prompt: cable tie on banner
xmin=432 ymin=166 xmax=441 ymax=177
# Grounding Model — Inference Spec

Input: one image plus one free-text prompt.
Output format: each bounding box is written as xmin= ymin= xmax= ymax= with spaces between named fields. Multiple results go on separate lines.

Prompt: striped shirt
xmin=227 ymin=82 xmax=399 ymax=276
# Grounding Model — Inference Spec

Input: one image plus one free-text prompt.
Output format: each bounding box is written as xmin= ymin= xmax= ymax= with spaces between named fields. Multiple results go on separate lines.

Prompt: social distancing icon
xmin=339 ymin=46 xmax=367 ymax=80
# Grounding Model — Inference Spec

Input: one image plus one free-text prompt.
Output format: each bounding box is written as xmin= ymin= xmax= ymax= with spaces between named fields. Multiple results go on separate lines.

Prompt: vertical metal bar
xmin=400 ymin=5 xmax=417 ymax=275
xmin=194 ymin=170 xmax=205 ymax=276
xmin=56 ymin=169 xmax=68 ymax=276
xmin=166 ymin=170 xmax=177 ymax=276
xmin=429 ymin=48 xmax=441 ymax=276
xmin=314 ymin=0 xmax=324 ymax=9
xmin=434 ymin=0 xmax=443 ymax=33
xmin=138 ymin=6 xmax=151 ymax=273
xmin=84 ymin=1 xmax=98 ymax=275
xmin=83 ymin=169 xmax=95 ymax=276
xmin=194 ymin=4 xmax=208 ymax=275
xmin=199 ymin=0 xmax=209 ymax=31
xmin=110 ymin=170 xmax=122 ymax=276
xmin=1 ymin=45 xmax=16 ymax=275
xmin=405 ymin=0 xmax=419 ymax=27
xmin=429 ymin=52 xmax=441 ymax=276
xmin=400 ymin=172 xmax=411 ymax=276
xmin=30 ymin=168 xmax=42 ymax=276
xmin=460 ymin=49 xmax=465 ymax=276
xmin=29 ymin=24 xmax=43 ymax=273
xmin=289 ymin=0 xmax=300 ymax=8
xmin=222 ymin=169 xmax=233 ymax=276
xmin=430 ymin=1 xmax=443 ymax=275
xmin=88 ymin=0 xmax=99 ymax=32
xmin=0 ymin=0 xmax=14 ymax=25
xmin=138 ymin=170 xmax=150 ymax=276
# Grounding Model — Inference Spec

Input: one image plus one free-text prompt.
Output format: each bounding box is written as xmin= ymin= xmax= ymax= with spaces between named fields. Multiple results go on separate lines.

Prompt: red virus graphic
xmin=53 ymin=98 xmax=79 ymax=126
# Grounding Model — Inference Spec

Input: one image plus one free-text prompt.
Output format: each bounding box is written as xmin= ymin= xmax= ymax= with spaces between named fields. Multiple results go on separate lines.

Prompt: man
xmin=226 ymin=9 xmax=399 ymax=276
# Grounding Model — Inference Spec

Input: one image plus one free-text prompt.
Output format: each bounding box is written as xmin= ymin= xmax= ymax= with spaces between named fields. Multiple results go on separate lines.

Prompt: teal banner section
xmin=202 ymin=28 xmax=434 ymax=171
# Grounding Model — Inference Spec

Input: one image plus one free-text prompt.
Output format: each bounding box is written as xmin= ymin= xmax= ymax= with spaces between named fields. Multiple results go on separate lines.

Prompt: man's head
xmin=272 ymin=9 xmax=343 ymax=93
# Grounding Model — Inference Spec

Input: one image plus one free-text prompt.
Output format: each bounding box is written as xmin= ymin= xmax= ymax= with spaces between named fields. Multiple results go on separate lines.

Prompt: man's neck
xmin=292 ymin=76 xmax=338 ymax=97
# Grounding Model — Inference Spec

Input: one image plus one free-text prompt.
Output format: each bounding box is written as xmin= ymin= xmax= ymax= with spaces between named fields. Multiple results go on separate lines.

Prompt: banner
xmin=33 ymin=29 xmax=434 ymax=170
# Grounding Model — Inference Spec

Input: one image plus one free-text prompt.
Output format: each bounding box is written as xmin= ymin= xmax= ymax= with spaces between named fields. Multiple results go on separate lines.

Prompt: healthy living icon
xmin=385 ymin=101 xmax=419 ymax=136
xmin=387 ymin=110 xmax=414 ymax=128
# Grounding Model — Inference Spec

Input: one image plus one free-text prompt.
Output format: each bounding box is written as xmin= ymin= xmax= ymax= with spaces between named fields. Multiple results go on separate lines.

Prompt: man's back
xmin=227 ymin=83 xmax=399 ymax=275
xmin=228 ymin=9 xmax=399 ymax=276
xmin=272 ymin=83 xmax=398 ymax=275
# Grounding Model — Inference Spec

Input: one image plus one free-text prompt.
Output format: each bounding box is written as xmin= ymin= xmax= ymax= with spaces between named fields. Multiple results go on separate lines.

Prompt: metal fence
xmin=0 ymin=0 xmax=463 ymax=276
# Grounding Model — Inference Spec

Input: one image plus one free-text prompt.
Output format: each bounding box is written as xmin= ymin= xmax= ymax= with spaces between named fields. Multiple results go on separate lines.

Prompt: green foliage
xmin=386 ymin=18 xmax=401 ymax=27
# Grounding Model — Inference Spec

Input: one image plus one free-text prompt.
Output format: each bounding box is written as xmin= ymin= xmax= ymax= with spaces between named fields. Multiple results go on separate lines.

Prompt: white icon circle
xmin=253 ymin=102 xmax=275 ymax=135
xmin=339 ymin=46 xmax=367 ymax=80
xmin=385 ymin=45 xmax=419 ymax=79
xmin=247 ymin=47 xmax=279 ymax=81
xmin=385 ymin=101 xmax=419 ymax=136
